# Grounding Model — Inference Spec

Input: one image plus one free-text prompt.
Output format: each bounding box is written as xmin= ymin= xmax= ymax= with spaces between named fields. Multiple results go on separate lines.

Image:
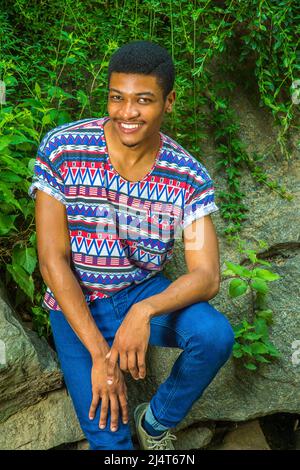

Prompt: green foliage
xmin=0 ymin=0 xmax=298 ymax=337
xmin=222 ymin=241 xmax=281 ymax=371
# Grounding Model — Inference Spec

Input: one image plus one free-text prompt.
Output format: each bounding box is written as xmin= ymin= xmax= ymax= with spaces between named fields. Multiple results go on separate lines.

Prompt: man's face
xmin=107 ymin=72 xmax=175 ymax=148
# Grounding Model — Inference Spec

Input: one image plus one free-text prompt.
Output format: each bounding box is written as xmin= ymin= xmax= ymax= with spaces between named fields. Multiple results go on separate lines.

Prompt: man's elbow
xmin=191 ymin=268 xmax=220 ymax=300
xmin=209 ymin=276 xmax=220 ymax=299
xmin=204 ymin=273 xmax=220 ymax=301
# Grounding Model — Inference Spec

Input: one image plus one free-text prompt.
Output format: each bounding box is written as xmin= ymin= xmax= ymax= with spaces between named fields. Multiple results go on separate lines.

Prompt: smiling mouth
xmin=117 ymin=122 xmax=144 ymax=133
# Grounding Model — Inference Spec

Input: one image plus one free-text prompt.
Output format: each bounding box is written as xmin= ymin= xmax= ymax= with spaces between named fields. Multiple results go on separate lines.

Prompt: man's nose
xmin=119 ymin=100 xmax=140 ymax=120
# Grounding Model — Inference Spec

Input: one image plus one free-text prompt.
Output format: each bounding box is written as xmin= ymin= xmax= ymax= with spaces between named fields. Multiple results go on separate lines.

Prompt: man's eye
xmin=111 ymin=95 xmax=122 ymax=101
xmin=138 ymin=98 xmax=151 ymax=104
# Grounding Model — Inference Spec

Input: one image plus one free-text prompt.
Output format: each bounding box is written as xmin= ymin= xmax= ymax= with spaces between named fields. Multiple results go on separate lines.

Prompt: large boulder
xmin=0 ymin=284 xmax=85 ymax=450
xmin=0 ymin=389 xmax=84 ymax=450
xmin=0 ymin=286 xmax=64 ymax=424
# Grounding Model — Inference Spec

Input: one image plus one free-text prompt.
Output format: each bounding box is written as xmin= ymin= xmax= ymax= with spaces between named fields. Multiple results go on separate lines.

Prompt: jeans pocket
xmin=111 ymin=290 xmax=129 ymax=322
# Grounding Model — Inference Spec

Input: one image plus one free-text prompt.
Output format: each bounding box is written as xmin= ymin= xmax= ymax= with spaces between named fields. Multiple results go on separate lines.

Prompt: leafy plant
xmin=222 ymin=242 xmax=281 ymax=371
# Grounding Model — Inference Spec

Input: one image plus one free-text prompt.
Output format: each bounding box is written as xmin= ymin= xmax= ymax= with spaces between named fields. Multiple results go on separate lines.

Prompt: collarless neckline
xmin=102 ymin=116 xmax=164 ymax=184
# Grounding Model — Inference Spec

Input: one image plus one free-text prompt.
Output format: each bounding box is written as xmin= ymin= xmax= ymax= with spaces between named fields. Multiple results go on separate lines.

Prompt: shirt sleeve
xmin=181 ymin=171 xmax=219 ymax=230
xmin=28 ymin=143 xmax=66 ymax=205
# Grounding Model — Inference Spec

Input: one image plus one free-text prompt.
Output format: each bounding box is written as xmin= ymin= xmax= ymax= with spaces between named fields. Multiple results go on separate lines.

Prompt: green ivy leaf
xmin=250 ymin=342 xmax=269 ymax=355
xmin=244 ymin=363 xmax=257 ymax=371
xmin=35 ymin=82 xmax=41 ymax=99
xmin=225 ymin=261 xmax=251 ymax=277
xmin=222 ymin=268 xmax=235 ymax=276
xmin=264 ymin=342 xmax=281 ymax=357
xmin=254 ymin=268 xmax=280 ymax=281
xmin=57 ymin=111 xmax=72 ymax=125
xmin=0 ymin=214 xmax=17 ymax=235
xmin=256 ymin=258 xmax=272 ymax=267
xmin=9 ymin=134 xmax=34 ymax=145
xmin=233 ymin=349 xmax=243 ymax=358
xmin=0 ymin=135 xmax=13 ymax=151
xmin=1 ymin=170 xmax=23 ymax=182
xmin=243 ymin=332 xmax=263 ymax=341
xmin=251 ymin=277 xmax=269 ymax=294
xmin=29 ymin=232 xmax=37 ymax=247
xmin=7 ymin=264 xmax=35 ymax=302
xmin=229 ymin=278 xmax=248 ymax=298
xmin=77 ymin=90 xmax=89 ymax=107
xmin=255 ymin=355 xmax=272 ymax=364
xmin=12 ymin=245 xmax=37 ymax=274
xmin=256 ymin=309 xmax=273 ymax=324
xmin=254 ymin=318 xmax=269 ymax=337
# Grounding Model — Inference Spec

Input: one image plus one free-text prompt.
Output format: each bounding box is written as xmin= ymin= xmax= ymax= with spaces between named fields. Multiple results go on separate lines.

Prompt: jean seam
xmin=149 ymin=321 xmax=191 ymax=426
xmin=153 ymin=352 xmax=189 ymax=426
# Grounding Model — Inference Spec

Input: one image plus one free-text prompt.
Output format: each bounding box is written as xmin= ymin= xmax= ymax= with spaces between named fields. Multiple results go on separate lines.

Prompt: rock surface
xmin=0 ymin=389 xmax=84 ymax=450
xmin=207 ymin=419 xmax=270 ymax=450
xmin=0 ymin=287 xmax=63 ymax=424
xmin=174 ymin=423 xmax=215 ymax=450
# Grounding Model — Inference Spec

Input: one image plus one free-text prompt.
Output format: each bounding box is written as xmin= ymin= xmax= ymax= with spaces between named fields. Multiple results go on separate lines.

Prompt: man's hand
xmin=89 ymin=356 xmax=128 ymax=432
xmin=106 ymin=303 xmax=152 ymax=383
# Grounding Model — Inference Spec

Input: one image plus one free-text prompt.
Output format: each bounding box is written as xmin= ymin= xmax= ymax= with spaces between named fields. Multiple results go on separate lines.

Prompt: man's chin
xmin=118 ymin=135 xmax=141 ymax=148
xmin=122 ymin=141 xmax=139 ymax=148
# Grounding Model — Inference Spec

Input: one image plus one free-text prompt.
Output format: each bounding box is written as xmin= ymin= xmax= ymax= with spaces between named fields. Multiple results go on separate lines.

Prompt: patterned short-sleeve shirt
xmin=28 ymin=116 xmax=219 ymax=312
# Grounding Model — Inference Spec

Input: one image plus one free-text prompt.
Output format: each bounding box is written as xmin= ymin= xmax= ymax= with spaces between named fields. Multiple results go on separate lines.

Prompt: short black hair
xmin=108 ymin=40 xmax=175 ymax=100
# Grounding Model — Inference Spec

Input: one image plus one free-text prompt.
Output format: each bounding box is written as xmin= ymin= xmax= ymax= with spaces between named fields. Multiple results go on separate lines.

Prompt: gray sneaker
xmin=134 ymin=402 xmax=177 ymax=450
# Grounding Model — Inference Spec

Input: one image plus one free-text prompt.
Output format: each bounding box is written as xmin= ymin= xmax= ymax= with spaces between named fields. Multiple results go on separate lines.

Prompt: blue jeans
xmin=49 ymin=271 xmax=235 ymax=450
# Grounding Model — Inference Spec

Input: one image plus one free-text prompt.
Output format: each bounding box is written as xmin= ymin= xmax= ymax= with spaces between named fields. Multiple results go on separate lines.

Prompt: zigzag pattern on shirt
xmin=70 ymin=235 xmax=173 ymax=257
xmin=64 ymin=172 xmax=186 ymax=206
xmin=79 ymin=270 xmax=160 ymax=286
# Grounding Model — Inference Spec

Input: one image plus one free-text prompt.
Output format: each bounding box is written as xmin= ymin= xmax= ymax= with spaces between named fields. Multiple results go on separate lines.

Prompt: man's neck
xmin=104 ymin=119 xmax=160 ymax=166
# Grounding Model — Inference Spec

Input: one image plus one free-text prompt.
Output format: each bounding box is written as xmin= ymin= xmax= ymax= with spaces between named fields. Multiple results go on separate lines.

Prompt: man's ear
xmin=165 ymin=89 xmax=176 ymax=113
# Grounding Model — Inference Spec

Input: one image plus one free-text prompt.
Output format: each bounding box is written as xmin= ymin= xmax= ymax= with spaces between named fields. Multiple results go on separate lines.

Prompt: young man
xmin=28 ymin=41 xmax=235 ymax=450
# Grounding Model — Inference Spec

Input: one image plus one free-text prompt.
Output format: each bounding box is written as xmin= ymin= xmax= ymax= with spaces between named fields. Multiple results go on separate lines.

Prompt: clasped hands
xmin=106 ymin=303 xmax=152 ymax=383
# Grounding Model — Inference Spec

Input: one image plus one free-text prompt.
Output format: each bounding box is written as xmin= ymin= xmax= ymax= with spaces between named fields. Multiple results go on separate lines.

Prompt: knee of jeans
xmin=189 ymin=315 xmax=235 ymax=362
xmin=218 ymin=322 xmax=235 ymax=361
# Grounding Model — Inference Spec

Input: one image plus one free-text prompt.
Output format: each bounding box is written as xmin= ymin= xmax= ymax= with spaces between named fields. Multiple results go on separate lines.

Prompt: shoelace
xmin=146 ymin=431 xmax=177 ymax=450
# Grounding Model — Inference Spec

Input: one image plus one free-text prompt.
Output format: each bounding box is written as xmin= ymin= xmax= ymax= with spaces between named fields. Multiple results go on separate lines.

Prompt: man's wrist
xmin=135 ymin=300 xmax=157 ymax=320
xmin=90 ymin=341 xmax=110 ymax=362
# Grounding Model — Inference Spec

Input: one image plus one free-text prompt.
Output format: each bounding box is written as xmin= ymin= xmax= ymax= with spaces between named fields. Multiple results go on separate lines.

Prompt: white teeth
xmin=120 ymin=123 xmax=141 ymax=129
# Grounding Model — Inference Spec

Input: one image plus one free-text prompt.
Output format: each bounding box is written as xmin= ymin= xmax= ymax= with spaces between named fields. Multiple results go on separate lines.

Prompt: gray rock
xmin=174 ymin=423 xmax=215 ymax=450
xmin=0 ymin=290 xmax=63 ymax=423
xmin=207 ymin=419 xmax=270 ymax=450
xmin=0 ymin=389 xmax=84 ymax=450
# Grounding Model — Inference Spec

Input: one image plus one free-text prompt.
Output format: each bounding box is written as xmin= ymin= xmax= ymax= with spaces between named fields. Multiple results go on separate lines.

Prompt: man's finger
xmin=89 ymin=391 xmax=100 ymax=420
xmin=109 ymin=393 xmax=119 ymax=432
xmin=137 ymin=350 xmax=146 ymax=379
xmin=119 ymin=391 xmax=129 ymax=425
xmin=119 ymin=351 xmax=128 ymax=373
xmin=106 ymin=347 xmax=119 ymax=384
xmin=127 ymin=350 xmax=139 ymax=380
xmin=99 ymin=394 xmax=109 ymax=429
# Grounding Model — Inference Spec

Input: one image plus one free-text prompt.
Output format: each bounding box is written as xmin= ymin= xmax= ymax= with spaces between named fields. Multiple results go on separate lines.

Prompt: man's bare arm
xmin=35 ymin=190 xmax=129 ymax=431
xmin=35 ymin=190 xmax=109 ymax=360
